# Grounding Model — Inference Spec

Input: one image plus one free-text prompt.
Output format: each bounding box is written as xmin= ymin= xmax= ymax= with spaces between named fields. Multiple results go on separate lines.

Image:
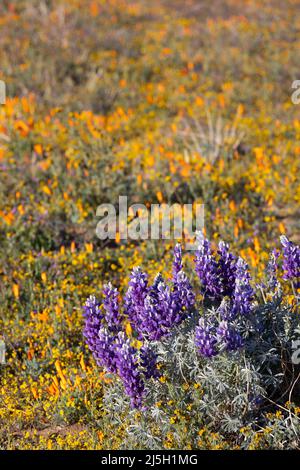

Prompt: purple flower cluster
xmin=103 ymin=282 xmax=122 ymax=331
xmin=218 ymin=241 xmax=237 ymax=297
xmin=124 ymin=267 xmax=148 ymax=331
xmin=83 ymin=295 xmax=104 ymax=363
xmin=195 ymin=318 xmax=218 ymax=358
xmin=232 ymin=257 xmax=254 ymax=317
xmin=194 ymin=234 xmax=222 ymax=299
xmin=84 ymin=236 xmax=298 ymax=402
xmin=142 ymin=280 xmax=178 ymax=340
xmin=280 ymin=236 xmax=300 ymax=289
xmin=97 ymin=327 xmax=118 ymax=373
xmin=173 ymin=270 xmax=196 ymax=312
xmin=194 ymin=235 xmax=253 ymax=358
xmin=94 ymin=329 xmax=150 ymax=407
xmin=83 ymin=244 xmax=196 ymax=406
xmin=124 ymin=247 xmax=195 ymax=340
xmin=194 ymin=234 xmax=253 ymax=315
xmin=83 ymin=308 xmax=156 ymax=407
xmin=133 ymin=272 xmax=194 ymax=340
xmin=115 ymin=335 xmax=146 ymax=408
xmin=195 ymin=313 xmax=243 ymax=359
xmin=216 ymin=321 xmax=243 ymax=351
xmin=194 ymin=235 xmax=241 ymax=301
xmin=83 ymin=286 xmax=156 ymax=407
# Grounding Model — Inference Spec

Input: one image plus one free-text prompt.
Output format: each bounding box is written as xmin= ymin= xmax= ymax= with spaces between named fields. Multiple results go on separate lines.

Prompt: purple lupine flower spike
xmin=140 ymin=278 xmax=175 ymax=340
xmin=280 ymin=236 xmax=300 ymax=289
xmin=232 ymin=257 xmax=254 ymax=316
xmin=124 ymin=266 xmax=149 ymax=330
xmin=97 ymin=327 xmax=118 ymax=373
xmin=173 ymin=270 xmax=195 ymax=312
xmin=103 ymin=282 xmax=122 ymax=331
xmin=218 ymin=240 xmax=237 ymax=297
xmin=123 ymin=264 xmax=195 ymax=341
xmin=157 ymin=281 xmax=181 ymax=330
xmin=83 ymin=295 xmax=104 ymax=355
xmin=217 ymin=321 xmax=243 ymax=351
xmin=194 ymin=233 xmax=222 ymax=300
xmin=141 ymin=286 xmax=164 ymax=340
xmin=115 ymin=334 xmax=145 ymax=408
xmin=195 ymin=318 xmax=218 ymax=358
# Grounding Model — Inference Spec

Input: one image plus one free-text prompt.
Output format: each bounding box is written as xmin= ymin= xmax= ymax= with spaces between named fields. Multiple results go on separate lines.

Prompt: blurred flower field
xmin=0 ymin=0 xmax=300 ymax=450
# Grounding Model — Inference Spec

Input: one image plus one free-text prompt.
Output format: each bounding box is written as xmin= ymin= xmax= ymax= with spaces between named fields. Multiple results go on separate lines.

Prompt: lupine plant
xmin=83 ymin=244 xmax=195 ymax=407
xmin=83 ymin=234 xmax=300 ymax=448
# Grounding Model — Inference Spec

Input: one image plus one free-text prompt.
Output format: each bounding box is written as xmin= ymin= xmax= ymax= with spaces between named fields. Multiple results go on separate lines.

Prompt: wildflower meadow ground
xmin=0 ymin=0 xmax=300 ymax=451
